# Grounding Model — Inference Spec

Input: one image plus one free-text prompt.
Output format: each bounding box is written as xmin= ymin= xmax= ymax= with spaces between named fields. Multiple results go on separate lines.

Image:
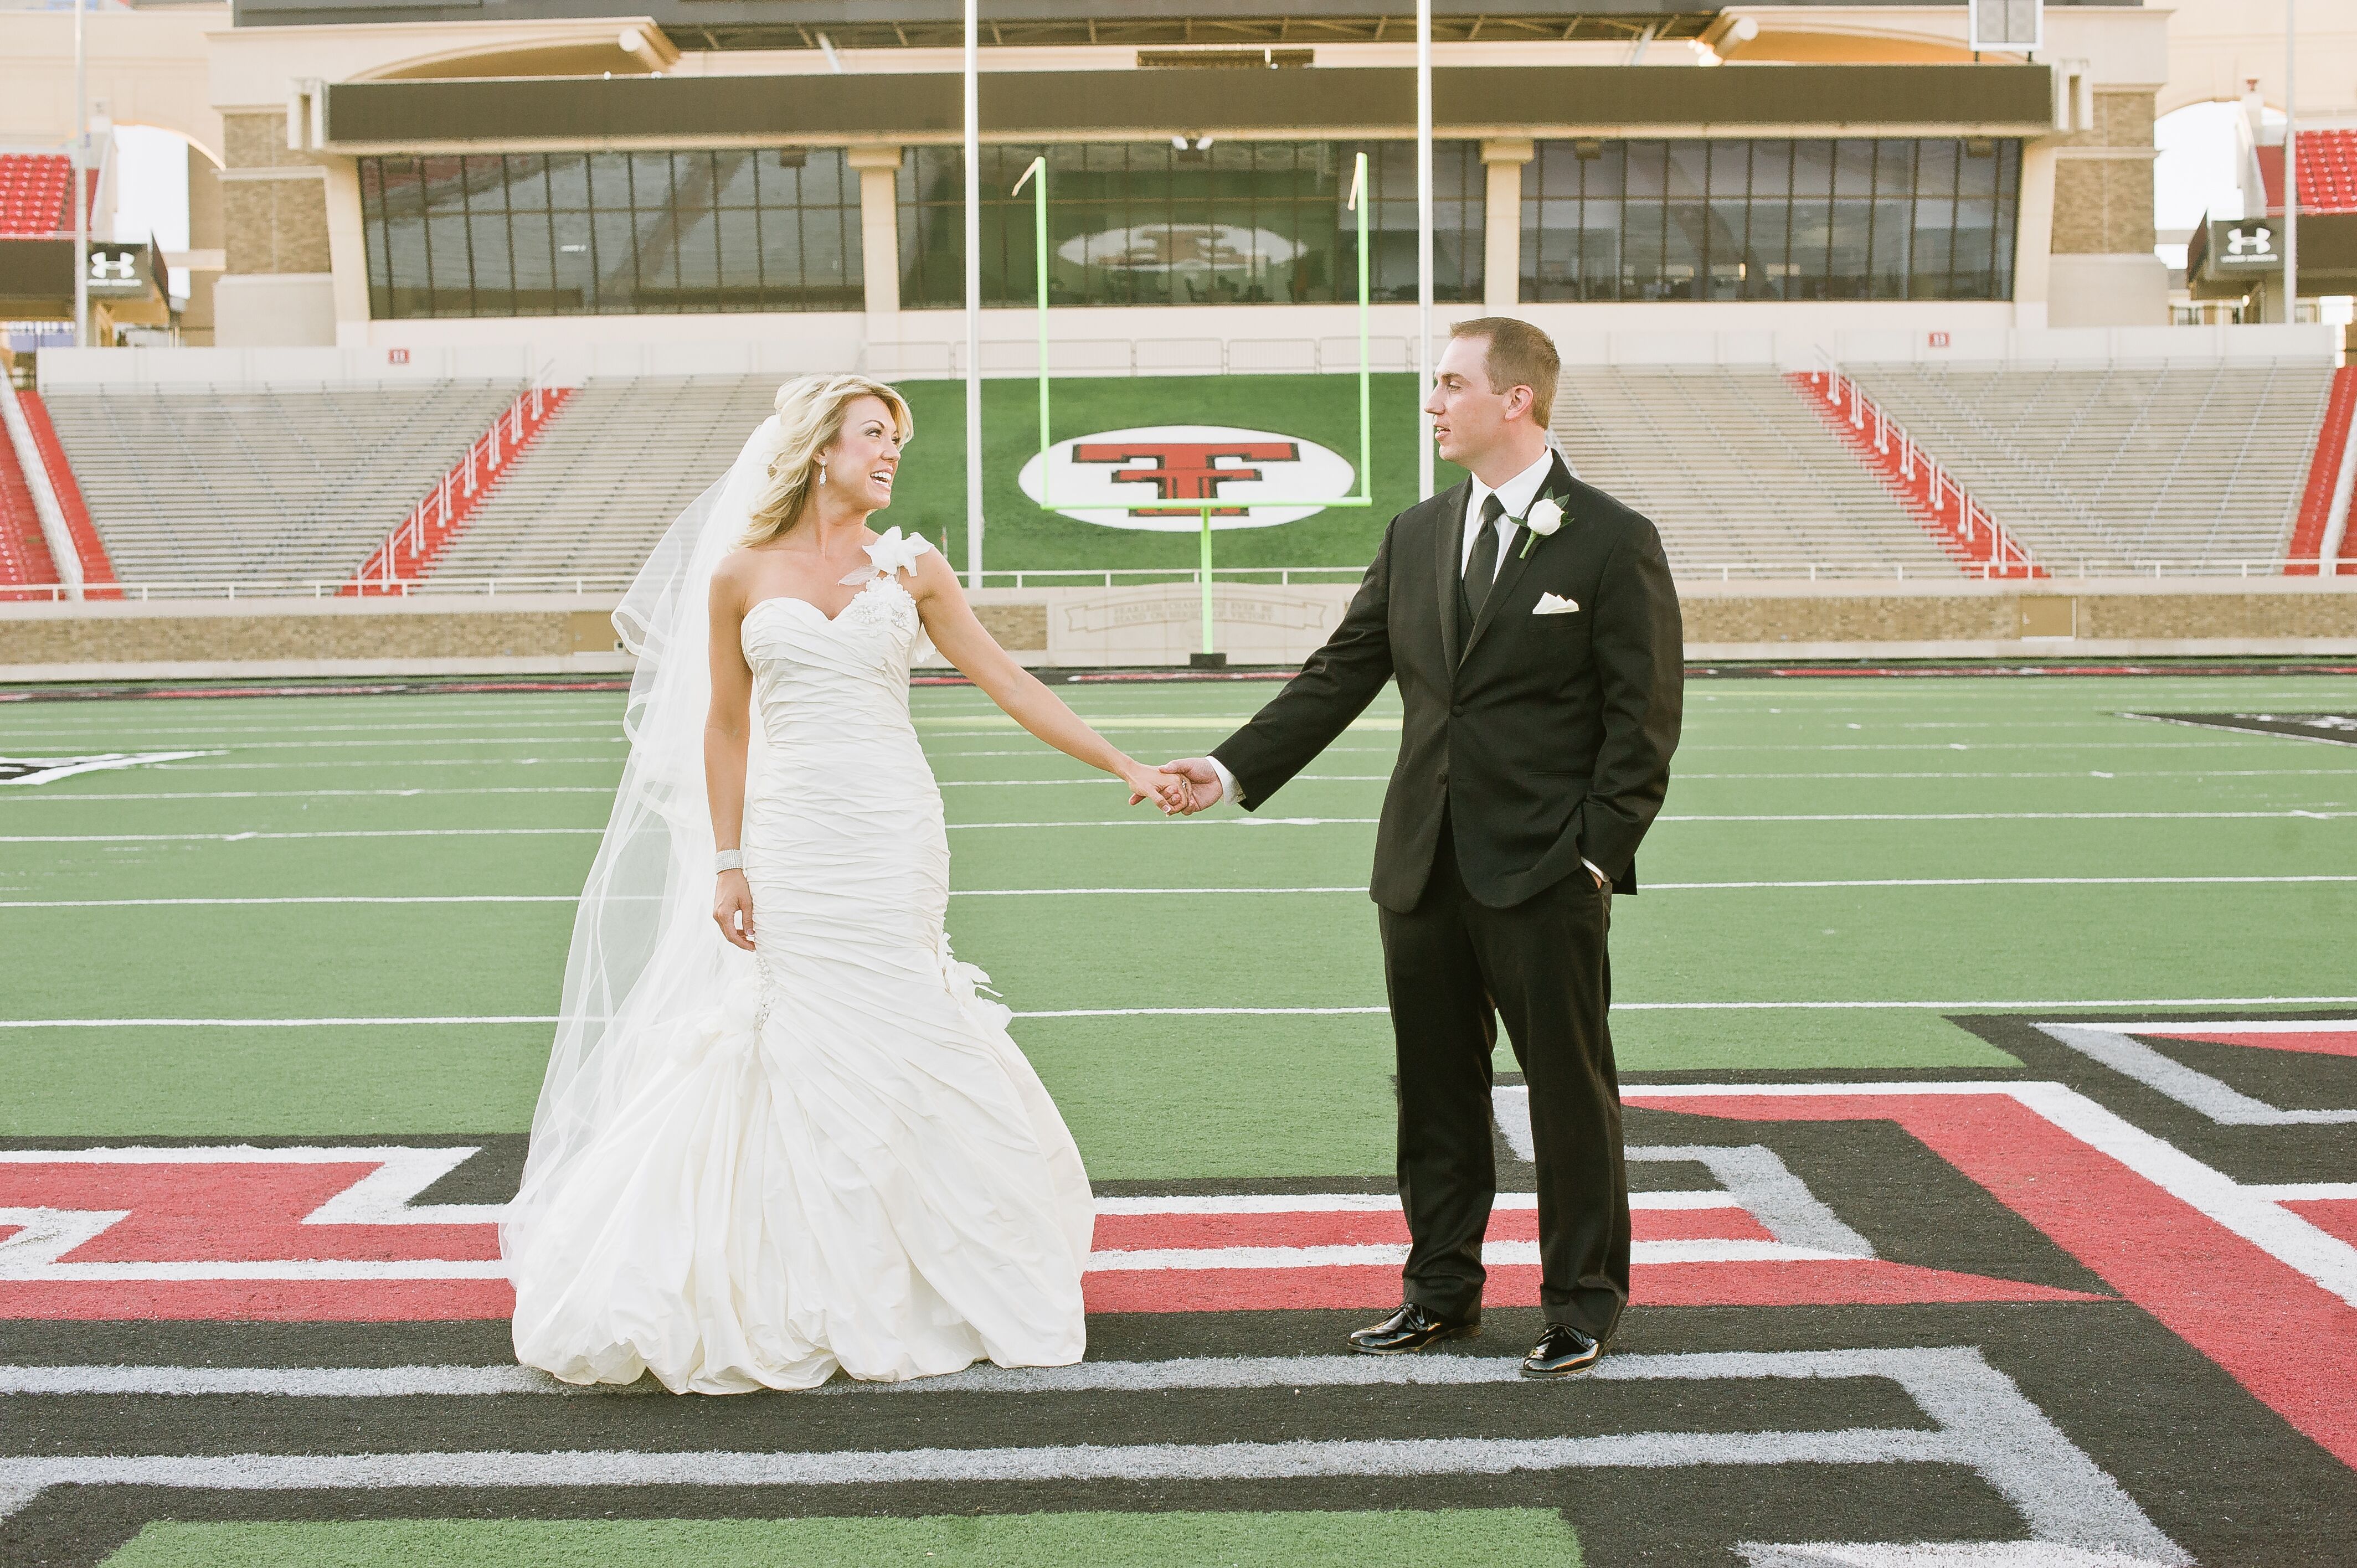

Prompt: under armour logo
xmin=88 ymin=252 xmax=136 ymax=281
xmin=2225 ymin=226 xmax=2273 ymax=258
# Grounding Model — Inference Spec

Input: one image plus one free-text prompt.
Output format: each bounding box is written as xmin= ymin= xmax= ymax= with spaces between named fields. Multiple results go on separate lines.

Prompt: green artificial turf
xmin=6 ymin=674 xmax=2356 ymax=1156
xmin=99 ymin=1509 xmax=1583 ymax=1567
xmin=885 ymin=373 xmax=1464 ymax=574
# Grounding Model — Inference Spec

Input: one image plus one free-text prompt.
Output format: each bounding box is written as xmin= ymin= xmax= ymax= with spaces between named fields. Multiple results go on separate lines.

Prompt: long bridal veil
xmin=500 ymin=416 xmax=784 ymax=1273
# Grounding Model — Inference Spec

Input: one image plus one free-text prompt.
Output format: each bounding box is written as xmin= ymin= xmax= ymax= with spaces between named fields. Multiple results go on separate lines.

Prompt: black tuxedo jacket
xmin=1213 ymin=453 xmax=1683 ymax=912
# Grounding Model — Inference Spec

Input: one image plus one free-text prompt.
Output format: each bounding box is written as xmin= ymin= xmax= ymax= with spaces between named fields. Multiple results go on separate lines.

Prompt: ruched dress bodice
xmin=509 ymin=569 xmax=1093 ymax=1394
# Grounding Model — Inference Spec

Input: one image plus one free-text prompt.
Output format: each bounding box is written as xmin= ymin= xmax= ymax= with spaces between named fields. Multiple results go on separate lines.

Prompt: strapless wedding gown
xmin=508 ymin=570 xmax=1093 ymax=1392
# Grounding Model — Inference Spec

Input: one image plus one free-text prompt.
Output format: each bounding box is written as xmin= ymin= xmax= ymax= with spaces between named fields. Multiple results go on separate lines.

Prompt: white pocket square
xmin=1532 ymin=593 xmax=1580 ymax=616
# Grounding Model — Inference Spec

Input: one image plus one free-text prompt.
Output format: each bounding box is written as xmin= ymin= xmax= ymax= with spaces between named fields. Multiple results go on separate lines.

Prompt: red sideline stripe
xmin=1090 ymin=1207 xmax=1769 ymax=1251
xmin=2284 ymin=1200 xmax=2357 ymax=1250
xmin=1081 ymin=1260 xmax=2098 ymax=1315
xmin=2144 ymin=1029 xmax=2357 ymax=1059
xmin=0 ymin=1164 xmax=501 ymax=1263
xmin=1631 ymin=1090 xmax=2357 ymax=1471
xmin=0 ymin=1281 xmax=514 ymax=1323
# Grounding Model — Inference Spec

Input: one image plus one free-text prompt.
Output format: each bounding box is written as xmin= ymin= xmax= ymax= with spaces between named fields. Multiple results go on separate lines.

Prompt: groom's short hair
xmin=1449 ymin=316 xmax=1559 ymax=427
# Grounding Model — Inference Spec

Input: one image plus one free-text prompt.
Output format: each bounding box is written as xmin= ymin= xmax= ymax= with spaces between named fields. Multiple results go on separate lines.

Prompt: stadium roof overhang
xmin=245 ymin=2 xmax=1730 ymax=50
xmin=321 ymin=61 xmax=2055 ymax=149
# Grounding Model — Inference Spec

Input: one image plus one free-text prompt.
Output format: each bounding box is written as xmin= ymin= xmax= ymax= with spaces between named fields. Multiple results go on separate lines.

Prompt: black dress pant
xmin=1376 ymin=813 xmax=1630 ymax=1339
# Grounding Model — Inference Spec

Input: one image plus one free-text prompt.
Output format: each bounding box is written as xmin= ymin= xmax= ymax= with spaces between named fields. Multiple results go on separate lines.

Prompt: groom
xmin=1165 ymin=317 xmax=1682 ymax=1377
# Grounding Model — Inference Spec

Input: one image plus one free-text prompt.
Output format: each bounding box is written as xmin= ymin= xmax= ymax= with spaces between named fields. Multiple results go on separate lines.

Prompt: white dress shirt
xmin=1202 ymin=447 xmax=1606 ymax=886
xmin=1460 ymin=448 xmax=1557 ymax=583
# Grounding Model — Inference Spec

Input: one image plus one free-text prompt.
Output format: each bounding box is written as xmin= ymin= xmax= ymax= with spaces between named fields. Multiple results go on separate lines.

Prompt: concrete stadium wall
xmin=6 ymin=581 xmax=2355 ymax=683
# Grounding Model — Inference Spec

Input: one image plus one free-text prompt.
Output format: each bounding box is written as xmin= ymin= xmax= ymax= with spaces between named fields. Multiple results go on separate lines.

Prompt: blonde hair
xmin=742 ymin=373 xmax=914 ymax=547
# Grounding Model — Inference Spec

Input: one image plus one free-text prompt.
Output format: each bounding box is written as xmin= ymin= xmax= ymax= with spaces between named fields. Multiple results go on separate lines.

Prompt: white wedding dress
xmin=506 ymin=532 xmax=1093 ymax=1394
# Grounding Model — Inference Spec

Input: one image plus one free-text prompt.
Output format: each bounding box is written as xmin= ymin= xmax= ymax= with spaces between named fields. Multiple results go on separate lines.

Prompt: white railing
xmin=17 ymin=560 xmax=2357 ymax=605
xmin=1808 ymin=360 xmax=2041 ymax=579
xmin=358 ymin=369 xmax=565 ymax=590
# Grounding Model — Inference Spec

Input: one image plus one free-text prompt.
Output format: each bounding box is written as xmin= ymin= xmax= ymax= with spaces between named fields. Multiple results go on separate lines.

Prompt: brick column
xmin=1480 ymin=138 xmax=1533 ymax=312
xmin=846 ymin=145 xmax=904 ymax=318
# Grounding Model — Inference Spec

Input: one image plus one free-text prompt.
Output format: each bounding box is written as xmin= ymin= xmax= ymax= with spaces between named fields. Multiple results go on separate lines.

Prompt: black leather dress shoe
xmin=1346 ymin=1302 xmax=1480 ymax=1355
xmin=1520 ymin=1324 xmax=1603 ymax=1378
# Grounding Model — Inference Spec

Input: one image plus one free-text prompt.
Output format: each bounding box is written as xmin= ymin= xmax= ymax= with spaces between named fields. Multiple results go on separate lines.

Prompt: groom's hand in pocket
xmin=1160 ymin=757 xmax=1225 ymax=815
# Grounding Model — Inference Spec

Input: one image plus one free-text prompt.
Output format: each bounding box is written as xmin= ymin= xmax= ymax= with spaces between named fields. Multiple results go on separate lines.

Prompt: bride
xmin=504 ymin=373 xmax=1187 ymax=1393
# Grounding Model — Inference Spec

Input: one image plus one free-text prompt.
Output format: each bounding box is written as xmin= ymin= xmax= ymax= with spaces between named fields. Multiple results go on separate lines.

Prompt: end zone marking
xmin=1624 ymin=1081 xmax=2357 ymax=1469
xmin=2034 ymin=1020 xmax=2357 ymax=1125
xmin=0 ymin=1347 xmax=2186 ymax=1563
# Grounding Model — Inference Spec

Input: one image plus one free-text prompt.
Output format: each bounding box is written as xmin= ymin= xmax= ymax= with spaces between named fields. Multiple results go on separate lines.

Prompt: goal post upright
xmin=1022 ymin=149 xmax=1376 ymax=663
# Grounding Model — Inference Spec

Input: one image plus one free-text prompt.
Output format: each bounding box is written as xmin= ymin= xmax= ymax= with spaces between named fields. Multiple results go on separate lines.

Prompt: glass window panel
xmin=543 ymin=154 xmax=591 ymax=212
xmin=1868 ymin=198 xmax=1911 ymax=298
xmin=585 ymin=153 xmax=631 ymax=211
xmin=1624 ymin=141 xmax=1666 ymax=200
xmin=1744 ymin=200 xmax=1790 ymax=300
xmin=719 ymin=151 xmax=765 ymax=209
xmin=1707 ymin=140 xmax=1749 ymax=197
xmin=1749 ymin=140 xmax=1792 ymax=198
xmin=505 ymin=205 xmax=557 ymax=314
xmin=1621 ymin=199 xmax=1665 ymax=298
xmin=1825 ymin=199 xmax=1872 ymax=297
xmin=1706 ymin=199 xmax=1747 ymax=299
xmin=467 ymin=213 xmax=515 ymax=313
xmin=1915 ymin=140 xmax=1959 ymax=200
xmin=1834 ymin=141 xmax=1875 ymax=196
xmin=1958 ymin=140 xmax=2000 ymax=197
xmin=549 ymin=209 xmax=594 ymax=313
xmin=710 ymin=205 xmax=761 ymax=308
xmin=504 ymin=156 xmax=548 ymax=211
xmin=628 ymin=151 xmax=673 ymax=210
xmin=1663 ymin=200 xmax=1707 ymax=298
xmin=1665 ymin=141 xmax=1708 ymax=198
xmin=1910 ymin=197 xmax=1959 ymax=297
xmin=1791 ymin=140 xmax=1835 ymax=198
xmin=424 ymin=214 xmax=470 ymax=314
xmin=1788 ymin=193 xmax=1834 ymax=296
xmin=590 ymin=210 xmax=640 ymax=312
xmin=1873 ymin=140 xmax=1917 ymax=202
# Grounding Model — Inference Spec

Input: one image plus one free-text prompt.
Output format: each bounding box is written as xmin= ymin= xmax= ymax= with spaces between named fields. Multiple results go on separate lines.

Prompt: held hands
xmin=713 ymin=869 xmax=757 ymax=951
xmin=1121 ymin=759 xmax=1196 ymax=816
xmin=1154 ymin=757 xmax=1226 ymax=816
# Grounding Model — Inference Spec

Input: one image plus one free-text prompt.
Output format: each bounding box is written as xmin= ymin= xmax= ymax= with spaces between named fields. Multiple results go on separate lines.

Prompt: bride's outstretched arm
xmin=704 ymin=563 xmax=758 ymax=950
xmin=909 ymin=550 xmax=1189 ymax=813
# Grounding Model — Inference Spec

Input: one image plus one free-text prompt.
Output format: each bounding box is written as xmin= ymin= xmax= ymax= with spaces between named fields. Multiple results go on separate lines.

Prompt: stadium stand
xmin=1551 ymin=369 xmax=1959 ymax=578
xmin=42 ymin=381 xmax=523 ymax=586
xmin=429 ymin=374 xmax=779 ymax=584
xmin=0 ymin=152 xmax=73 ymax=237
xmin=1849 ymin=363 xmax=2337 ymax=572
xmin=0 ymin=421 xmax=63 ymax=596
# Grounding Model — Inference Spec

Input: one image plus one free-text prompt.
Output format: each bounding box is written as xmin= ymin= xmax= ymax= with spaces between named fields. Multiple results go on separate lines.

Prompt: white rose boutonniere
xmin=1517 ymin=496 xmax=1566 ymax=558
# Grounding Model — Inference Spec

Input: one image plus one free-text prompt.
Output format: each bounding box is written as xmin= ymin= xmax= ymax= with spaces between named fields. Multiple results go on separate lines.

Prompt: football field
xmin=3 ymin=668 xmax=2356 ymax=1565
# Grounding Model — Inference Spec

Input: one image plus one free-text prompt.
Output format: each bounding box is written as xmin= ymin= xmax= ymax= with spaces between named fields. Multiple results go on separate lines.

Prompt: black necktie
xmin=1461 ymin=492 xmax=1505 ymax=627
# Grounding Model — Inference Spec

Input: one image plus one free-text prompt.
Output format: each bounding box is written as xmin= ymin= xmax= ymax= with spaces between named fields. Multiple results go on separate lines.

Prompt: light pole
xmin=2284 ymin=0 xmax=2299 ymax=321
xmin=72 ymin=0 xmax=88 ymax=349
xmin=1415 ymin=0 xmax=1433 ymax=499
xmin=962 ymin=0 xmax=984 ymax=587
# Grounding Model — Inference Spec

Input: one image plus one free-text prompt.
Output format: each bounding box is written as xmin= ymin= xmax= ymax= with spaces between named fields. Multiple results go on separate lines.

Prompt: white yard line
xmin=13 ymin=995 xmax=2357 ymax=1028
xmin=0 ymin=1347 xmax=2184 ymax=1561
